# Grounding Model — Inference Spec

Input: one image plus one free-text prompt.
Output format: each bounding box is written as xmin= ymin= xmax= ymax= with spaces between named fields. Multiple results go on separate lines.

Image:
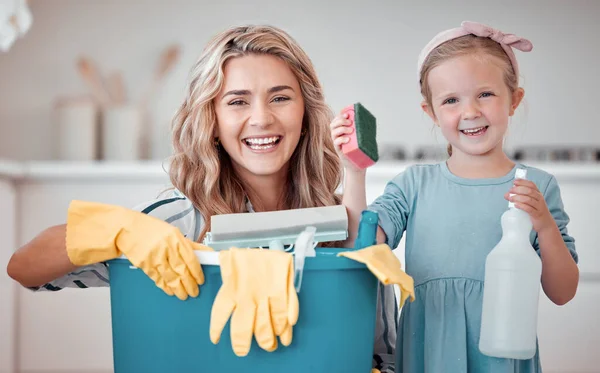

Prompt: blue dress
xmin=368 ymin=162 xmax=578 ymax=373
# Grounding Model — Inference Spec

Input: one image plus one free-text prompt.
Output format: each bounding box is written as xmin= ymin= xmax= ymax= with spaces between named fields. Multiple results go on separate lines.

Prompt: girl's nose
xmin=461 ymin=101 xmax=482 ymax=121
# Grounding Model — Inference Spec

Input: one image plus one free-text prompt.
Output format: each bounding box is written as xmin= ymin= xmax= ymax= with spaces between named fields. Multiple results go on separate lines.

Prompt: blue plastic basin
xmin=107 ymin=248 xmax=379 ymax=373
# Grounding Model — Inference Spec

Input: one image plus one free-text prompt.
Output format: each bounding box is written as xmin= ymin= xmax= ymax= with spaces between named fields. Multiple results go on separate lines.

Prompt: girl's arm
xmin=508 ymin=176 xmax=579 ymax=305
xmin=330 ymin=109 xmax=387 ymax=248
xmin=342 ymin=169 xmax=368 ymax=247
xmin=537 ymin=224 xmax=579 ymax=305
xmin=341 ymin=169 xmax=388 ymax=247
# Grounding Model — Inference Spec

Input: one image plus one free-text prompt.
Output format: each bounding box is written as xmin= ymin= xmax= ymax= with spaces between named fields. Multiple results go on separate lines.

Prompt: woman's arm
xmin=7 ymin=224 xmax=78 ymax=288
xmin=8 ymin=192 xmax=199 ymax=292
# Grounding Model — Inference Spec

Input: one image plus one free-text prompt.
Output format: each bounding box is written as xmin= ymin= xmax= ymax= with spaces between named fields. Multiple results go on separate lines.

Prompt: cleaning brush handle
xmin=354 ymin=210 xmax=378 ymax=249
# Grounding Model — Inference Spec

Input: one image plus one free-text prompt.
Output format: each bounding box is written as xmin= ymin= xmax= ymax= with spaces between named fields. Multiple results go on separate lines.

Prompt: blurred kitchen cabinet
xmin=15 ymin=171 xmax=170 ymax=373
xmin=535 ymin=176 xmax=600 ymax=372
xmin=0 ymin=176 xmax=16 ymax=373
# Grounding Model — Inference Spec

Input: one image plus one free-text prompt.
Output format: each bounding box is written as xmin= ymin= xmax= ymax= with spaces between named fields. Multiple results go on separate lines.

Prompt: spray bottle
xmin=479 ymin=168 xmax=542 ymax=359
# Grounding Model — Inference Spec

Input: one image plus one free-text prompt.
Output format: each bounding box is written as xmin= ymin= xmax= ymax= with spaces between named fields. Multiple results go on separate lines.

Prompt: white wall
xmin=0 ymin=177 xmax=16 ymax=373
xmin=0 ymin=0 xmax=599 ymax=161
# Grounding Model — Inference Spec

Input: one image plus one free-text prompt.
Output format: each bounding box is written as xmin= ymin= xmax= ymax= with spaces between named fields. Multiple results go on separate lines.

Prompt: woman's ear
xmin=421 ymin=101 xmax=439 ymax=126
xmin=509 ymin=88 xmax=525 ymax=116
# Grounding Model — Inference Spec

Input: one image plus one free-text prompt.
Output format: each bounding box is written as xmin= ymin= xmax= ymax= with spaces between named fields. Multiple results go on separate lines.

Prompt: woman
xmin=7 ymin=24 xmax=398 ymax=373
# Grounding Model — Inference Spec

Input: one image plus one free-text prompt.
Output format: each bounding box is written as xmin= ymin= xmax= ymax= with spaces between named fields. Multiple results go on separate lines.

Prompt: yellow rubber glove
xmin=65 ymin=200 xmax=212 ymax=300
xmin=372 ymin=370 xmax=381 ymax=373
xmin=338 ymin=244 xmax=415 ymax=307
xmin=210 ymin=248 xmax=299 ymax=357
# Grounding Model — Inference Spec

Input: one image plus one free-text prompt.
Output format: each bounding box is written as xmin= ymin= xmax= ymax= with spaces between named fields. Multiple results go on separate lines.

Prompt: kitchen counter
xmin=0 ymin=159 xmax=23 ymax=178
xmin=0 ymin=159 xmax=169 ymax=180
xmin=2 ymin=159 xmax=600 ymax=182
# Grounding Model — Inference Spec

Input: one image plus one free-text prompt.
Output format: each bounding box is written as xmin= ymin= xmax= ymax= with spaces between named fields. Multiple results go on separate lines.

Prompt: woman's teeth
xmin=243 ymin=136 xmax=281 ymax=150
xmin=460 ymin=126 xmax=488 ymax=136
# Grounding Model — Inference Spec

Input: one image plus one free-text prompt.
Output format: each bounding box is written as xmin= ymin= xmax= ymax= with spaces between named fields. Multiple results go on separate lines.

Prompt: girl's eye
xmin=480 ymin=92 xmax=494 ymax=98
xmin=443 ymin=98 xmax=457 ymax=105
xmin=272 ymin=96 xmax=290 ymax=103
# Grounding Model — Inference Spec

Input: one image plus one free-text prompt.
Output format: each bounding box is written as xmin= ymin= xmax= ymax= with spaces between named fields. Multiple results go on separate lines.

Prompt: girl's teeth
xmin=462 ymin=126 xmax=487 ymax=135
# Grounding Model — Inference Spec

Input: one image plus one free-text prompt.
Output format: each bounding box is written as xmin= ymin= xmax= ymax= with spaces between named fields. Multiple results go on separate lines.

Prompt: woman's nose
xmin=249 ymin=103 xmax=274 ymax=128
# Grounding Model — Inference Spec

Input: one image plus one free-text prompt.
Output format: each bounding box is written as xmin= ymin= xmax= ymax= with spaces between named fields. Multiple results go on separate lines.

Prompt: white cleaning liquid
xmin=479 ymin=169 xmax=542 ymax=360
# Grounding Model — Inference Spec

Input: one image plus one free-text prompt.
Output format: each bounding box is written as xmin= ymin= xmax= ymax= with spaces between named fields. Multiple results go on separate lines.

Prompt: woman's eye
xmin=228 ymin=99 xmax=246 ymax=106
xmin=272 ymin=96 xmax=290 ymax=103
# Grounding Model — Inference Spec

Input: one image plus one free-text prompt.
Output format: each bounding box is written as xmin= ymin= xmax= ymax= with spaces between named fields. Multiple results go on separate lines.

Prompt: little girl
xmin=332 ymin=21 xmax=579 ymax=372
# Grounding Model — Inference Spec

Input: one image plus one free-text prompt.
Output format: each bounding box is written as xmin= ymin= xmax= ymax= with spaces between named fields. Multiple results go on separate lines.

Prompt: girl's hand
xmin=505 ymin=179 xmax=556 ymax=233
xmin=329 ymin=109 xmax=362 ymax=173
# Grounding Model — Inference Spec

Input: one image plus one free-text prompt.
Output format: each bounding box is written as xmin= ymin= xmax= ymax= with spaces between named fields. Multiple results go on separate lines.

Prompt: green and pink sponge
xmin=341 ymin=102 xmax=379 ymax=169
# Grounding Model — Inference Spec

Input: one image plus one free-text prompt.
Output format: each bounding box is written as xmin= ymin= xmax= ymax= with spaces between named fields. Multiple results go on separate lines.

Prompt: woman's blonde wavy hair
xmin=168 ymin=24 xmax=343 ymax=242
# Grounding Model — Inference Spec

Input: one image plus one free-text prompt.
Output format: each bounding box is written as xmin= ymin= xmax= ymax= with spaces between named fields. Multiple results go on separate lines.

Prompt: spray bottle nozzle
xmin=508 ymin=168 xmax=528 ymax=209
